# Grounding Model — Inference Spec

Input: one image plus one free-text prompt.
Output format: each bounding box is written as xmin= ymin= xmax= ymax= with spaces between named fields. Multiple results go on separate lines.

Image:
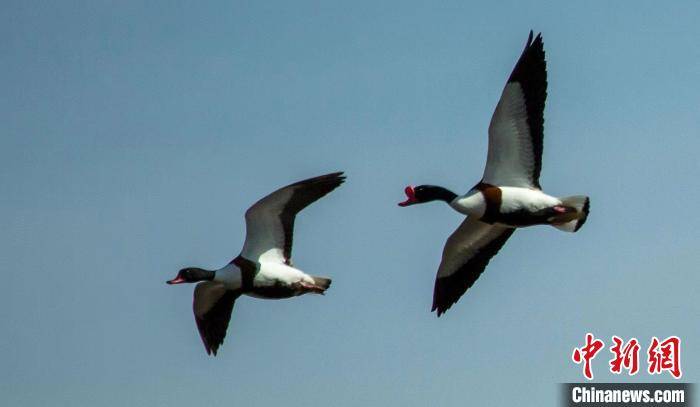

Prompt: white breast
xmin=450 ymin=190 xmax=487 ymax=217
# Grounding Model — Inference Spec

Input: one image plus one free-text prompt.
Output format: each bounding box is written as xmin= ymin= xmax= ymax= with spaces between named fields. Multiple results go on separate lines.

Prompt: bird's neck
xmin=193 ymin=268 xmax=216 ymax=281
xmin=429 ymin=186 xmax=458 ymax=203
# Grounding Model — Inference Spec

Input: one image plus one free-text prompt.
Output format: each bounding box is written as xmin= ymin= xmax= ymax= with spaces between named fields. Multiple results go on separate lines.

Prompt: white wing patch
xmin=483 ymin=83 xmax=538 ymax=188
xmin=238 ymin=172 xmax=345 ymax=265
xmin=240 ymin=188 xmax=294 ymax=264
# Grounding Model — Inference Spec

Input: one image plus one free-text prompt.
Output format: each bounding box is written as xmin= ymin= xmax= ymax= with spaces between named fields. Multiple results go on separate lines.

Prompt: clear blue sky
xmin=2 ymin=1 xmax=699 ymax=406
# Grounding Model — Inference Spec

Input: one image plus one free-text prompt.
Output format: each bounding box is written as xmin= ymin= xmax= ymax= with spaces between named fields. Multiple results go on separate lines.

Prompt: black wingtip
xmin=303 ymin=171 xmax=346 ymax=184
xmin=534 ymin=32 xmax=543 ymax=46
xmin=206 ymin=341 xmax=220 ymax=356
xmin=525 ymin=30 xmax=544 ymax=50
xmin=334 ymin=171 xmax=347 ymax=183
xmin=318 ymin=171 xmax=346 ymax=187
xmin=286 ymin=171 xmax=347 ymax=195
xmin=431 ymin=300 xmax=449 ymax=318
xmin=432 ymin=305 xmax=448 ymax=318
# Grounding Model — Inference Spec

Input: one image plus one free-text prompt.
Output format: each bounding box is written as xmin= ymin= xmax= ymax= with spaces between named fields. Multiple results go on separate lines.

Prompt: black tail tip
xmin=574 ymin=197 xmax=590 ymax=232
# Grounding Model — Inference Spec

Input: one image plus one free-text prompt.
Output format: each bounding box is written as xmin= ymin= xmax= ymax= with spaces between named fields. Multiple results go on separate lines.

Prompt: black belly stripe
xmin=250 ymin=284 xmax=299 ymax=299
xmin=474 ymin=182 xmax=502 ymax=223
xmin=231 ymin=256 xmax=257 ymax=292
xmin=498 ymin=206 xmax=566 ymax=227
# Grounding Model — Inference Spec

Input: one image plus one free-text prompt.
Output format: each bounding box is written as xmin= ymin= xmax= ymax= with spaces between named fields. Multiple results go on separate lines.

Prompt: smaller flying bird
xmin=398 ymin=32 xmax=589 ymax=317
xmin=168 ymin=172 xmax=345 ymax=355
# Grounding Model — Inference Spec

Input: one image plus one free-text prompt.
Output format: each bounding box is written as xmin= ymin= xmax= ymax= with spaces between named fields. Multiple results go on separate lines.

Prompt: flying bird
xmin=168 ymin=172 xmax=345 ymax=355
xmin=398 ymin=31 xmax=589 ymax=317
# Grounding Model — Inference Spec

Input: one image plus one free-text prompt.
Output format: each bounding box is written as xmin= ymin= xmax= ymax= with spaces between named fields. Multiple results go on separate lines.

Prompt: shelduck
xmin=398 ymin=32 xmax=589 ymax=317
xmin=168 ymin=172 xmax=345 ymax=355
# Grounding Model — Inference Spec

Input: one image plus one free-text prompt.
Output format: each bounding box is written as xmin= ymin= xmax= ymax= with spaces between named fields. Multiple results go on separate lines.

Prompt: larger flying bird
xmin=398 ymin=32 xmax=589 ymax=317
xmin=167 ymin=172 xmax=345 ymax=355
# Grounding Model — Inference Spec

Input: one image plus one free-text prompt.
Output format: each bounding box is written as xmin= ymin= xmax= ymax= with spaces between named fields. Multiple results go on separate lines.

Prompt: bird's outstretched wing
xmin=239 ymin=172 xmax=345 ymax=264
xmin=432 ymin=218 xmax=515 ymax=316
xmin=193 ymin=282 xmax=241 ymax=356
xmin=482 ymin=31 xmax=547 ymax=189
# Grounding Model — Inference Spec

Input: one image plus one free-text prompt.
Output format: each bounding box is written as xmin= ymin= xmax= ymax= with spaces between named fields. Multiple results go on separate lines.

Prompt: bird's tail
xmin=311 ymin=276 xmax=332 ymax=292
xmin=552 ymin=196 xmax=590 ymax=233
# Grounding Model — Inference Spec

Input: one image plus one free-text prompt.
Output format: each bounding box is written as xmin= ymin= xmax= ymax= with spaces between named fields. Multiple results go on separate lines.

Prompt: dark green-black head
xmin=166 ymin=267 xmax=215 ymax=285
xmin=398 ymin=185 xmax=458 ymax=206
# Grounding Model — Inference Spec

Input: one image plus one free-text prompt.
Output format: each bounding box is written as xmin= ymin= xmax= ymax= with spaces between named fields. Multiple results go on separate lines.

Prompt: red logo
xmin=572 ymin=333 xmax=605 ymax=380
xmin=609 ymin=336 xmax=640 ymax=375
xmin=648 ymin=336 xmax=682 ymax=379
xmin=572 ymin=334 xmax=682 ymax=380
